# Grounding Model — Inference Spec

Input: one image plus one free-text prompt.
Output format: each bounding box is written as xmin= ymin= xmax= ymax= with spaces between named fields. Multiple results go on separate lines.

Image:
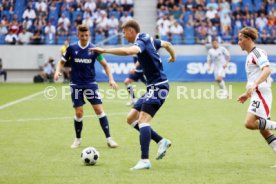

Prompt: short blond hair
xmin=239 ymin=27 xmax=258 ymax=41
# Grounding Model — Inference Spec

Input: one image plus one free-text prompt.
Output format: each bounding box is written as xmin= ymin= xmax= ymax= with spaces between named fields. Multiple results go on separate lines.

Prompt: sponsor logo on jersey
xmin=74 ymin=58 xmax=92 ymax=63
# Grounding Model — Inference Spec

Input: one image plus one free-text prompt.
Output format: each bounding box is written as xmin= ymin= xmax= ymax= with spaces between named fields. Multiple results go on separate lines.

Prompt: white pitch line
xmin=0 ymin=91 xmax=44 ymax=110
xmin=0 ymin=112 xmax=127 ymax=123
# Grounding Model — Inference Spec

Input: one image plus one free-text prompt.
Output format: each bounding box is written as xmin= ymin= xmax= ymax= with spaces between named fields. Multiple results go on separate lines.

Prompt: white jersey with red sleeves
xmin=245 ymin=47 xmax=272 ymax=89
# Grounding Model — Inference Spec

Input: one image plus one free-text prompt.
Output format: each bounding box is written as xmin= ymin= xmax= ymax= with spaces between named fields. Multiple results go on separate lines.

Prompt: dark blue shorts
xmin=128 ymin=72 xmax=146 ymax=84
xmin=133 ymin=83 xmax=169 ymax=117
xmin=70 ymin=84 xmax=102 ymax=108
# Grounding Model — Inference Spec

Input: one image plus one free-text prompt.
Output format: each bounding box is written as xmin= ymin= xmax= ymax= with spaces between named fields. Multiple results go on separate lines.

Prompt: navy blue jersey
xmin=62 ymin=42 xmax=103 ymax=85
xmin=134 ymin=33 xmax=167 ymax=85
xmin=133 ymin=56 xmax=143 ymax=73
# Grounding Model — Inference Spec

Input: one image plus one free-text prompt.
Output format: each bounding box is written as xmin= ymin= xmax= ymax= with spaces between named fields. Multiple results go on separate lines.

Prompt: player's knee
xmin=124 ymin=79 xmax=130 ymax=85
xmin=94 ymin=108 xmax=103 ymax=115
xmin=245 ymin=120 xmax=257 ymax=130
xmin=75 ymin=110 xmax=83 ymax=119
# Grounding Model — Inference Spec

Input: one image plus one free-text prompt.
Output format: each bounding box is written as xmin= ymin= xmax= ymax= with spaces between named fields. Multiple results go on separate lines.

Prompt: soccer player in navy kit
xmin=124 ymin=56 xmax=146 ymax=106
xmin=91 ymin=20 xmax=176 ymax=170
xmin=54 ymin=25 xmax=119 ymax=149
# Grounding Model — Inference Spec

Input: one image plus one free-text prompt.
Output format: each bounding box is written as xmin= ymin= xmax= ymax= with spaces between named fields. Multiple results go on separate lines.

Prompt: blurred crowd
xmin=0 ymin=0 xmax=134 ymax=45
xmin=156 ymin=0 xmax=276 ymax=44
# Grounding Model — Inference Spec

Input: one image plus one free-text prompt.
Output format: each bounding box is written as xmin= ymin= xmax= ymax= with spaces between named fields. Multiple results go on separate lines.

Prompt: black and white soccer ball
xmin=81 ymin=147 xmax=100 ymax=165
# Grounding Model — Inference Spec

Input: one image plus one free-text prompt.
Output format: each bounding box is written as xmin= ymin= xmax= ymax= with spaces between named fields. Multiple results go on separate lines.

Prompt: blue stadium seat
xmin=107 ymin=35 xmax=118 ymax=45
xmin=72 ymin=11 xmax=83 ymax=22
xmin=160 ymin=35 xmax=169 ymax=41
xmin=45 ymin=35 xmax=56 ymax=45
xmin=70 ymin=34 xmax=78 ymax=44
xmin=184 ymin=26 xmax=195 ymax=44
xmin=94 ymin=34 xmax=104 ymax=44
xmin=171 ymin=34 xmax=182 ymax=45
xmin=1 ymin=10 xmax=11 ymax=21
xmin=0 ymin=35 xmax=5 ymax=44
xmin=57 ymin=35 xmax=68 ymax=45
xmin=109 ymin=11 xmax=120 ymax=19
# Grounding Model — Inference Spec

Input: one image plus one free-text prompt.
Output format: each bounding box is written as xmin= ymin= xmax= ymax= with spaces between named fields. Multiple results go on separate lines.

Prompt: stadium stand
xmin=156 ymin=0 xmax=276 ymax=44
xmin=0 ymin=0 xmax=134 ymax=45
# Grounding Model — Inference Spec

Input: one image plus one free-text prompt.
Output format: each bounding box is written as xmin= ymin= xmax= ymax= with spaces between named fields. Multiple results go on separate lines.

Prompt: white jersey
xmin=245 ymin=47 xmax=271 ymax=89
xmin=207 ymin=46 xmax=230 ymax=69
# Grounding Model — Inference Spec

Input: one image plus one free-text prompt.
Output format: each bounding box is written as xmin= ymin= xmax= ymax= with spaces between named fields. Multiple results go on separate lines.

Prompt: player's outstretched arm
xmin=54 ymin=60 xmax=65 ymax=81
xmin=100 ymin=59 xmax=118 ymax=90
xmin=90 ymin=46 xmax=140 ymax=56
xmin=161 ymin=41 xmax=176 ymax=63
xmin=237 ymin=93 xmax=249 ymax=104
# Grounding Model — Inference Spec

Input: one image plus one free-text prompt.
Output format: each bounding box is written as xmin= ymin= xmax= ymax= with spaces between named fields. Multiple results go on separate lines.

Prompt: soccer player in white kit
xmin=207 ymin=37 xmax=230 ymax=98
xmin=237 ymin=27 xmax=276 ymax=155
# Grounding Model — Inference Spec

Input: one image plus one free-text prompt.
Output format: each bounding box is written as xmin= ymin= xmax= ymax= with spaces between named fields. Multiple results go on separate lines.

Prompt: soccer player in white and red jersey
xmin=237 ymin=27 xmax=276 ymax=155
xmin=207 ymin=37 xmax=230 ymax=98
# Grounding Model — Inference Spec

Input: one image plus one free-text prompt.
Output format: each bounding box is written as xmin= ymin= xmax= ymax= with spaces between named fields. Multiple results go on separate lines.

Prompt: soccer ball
xmin=81 ymin=147 xmax=100 ymax=165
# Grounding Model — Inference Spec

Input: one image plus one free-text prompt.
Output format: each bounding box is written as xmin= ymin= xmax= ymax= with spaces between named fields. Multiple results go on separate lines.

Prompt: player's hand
xmin=223 ymin=64 xmax=228 ymax=69
xmin=89 ymin=47 xmax=105 ymax=54
xmin=109 ymin=80 xmax=118 ymax=90
xmin=168 ymin=56 xmax=175 ymax=63
xmin=54 ymin=72 xmax=62 ymax=81
xmin=237 ymin=93 xmax=249 ymax=104
xmin=129 ymin=68 xmax=135 ymax=74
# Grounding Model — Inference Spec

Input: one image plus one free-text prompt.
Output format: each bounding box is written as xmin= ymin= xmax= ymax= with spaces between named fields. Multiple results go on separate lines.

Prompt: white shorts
xmin=247 ymin=87 xmax=272 ymax=119
xmin=214 ymin=67 xmax=225 ymax=79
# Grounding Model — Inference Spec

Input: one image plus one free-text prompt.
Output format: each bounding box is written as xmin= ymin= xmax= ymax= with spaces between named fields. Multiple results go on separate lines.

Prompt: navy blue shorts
xmin=133 ymin=83 xmax=169 ymax=117
xmin=70 ymin=84 xmax=102 ymax=108
xmin=128 ymin=72 xmax=146 ymax=84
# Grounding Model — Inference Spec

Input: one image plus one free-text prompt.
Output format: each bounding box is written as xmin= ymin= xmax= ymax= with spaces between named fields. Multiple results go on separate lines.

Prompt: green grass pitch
xmin=1 ymin=82 xmax=276 ymax=184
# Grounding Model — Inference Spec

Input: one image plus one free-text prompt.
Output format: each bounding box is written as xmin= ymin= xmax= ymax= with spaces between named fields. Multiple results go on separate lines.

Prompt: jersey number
xmin=252 ymin=101 xmax=260 ymax=108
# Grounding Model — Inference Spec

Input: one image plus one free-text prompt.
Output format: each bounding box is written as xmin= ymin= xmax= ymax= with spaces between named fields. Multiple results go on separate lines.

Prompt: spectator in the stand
xmin=96 ymin=0 xmax=108 ymax=10
xmin=5 ymin=30 xmax=18 ymax=45
xmin=255 ymin=13 xmax=268 ymax=31
xmin=196 ymin=21 xmax=208 ymax=44
xmin=58 ymin=13 xmax=71 ymax=32
xmin=95 ymin=10 xmax=109 ymax=36
xmin=260 ymin=29 xmax=272 ymax=44
xmin=49 ymin=1 xmax=57 ymax=12
xmin=211 ymin=13 xmax=220 ymax=27
xmin=22 ymin=17 xmax=33 ymax=31
xmin=84 ymin=0 xmax=96 ymax=13
xmin=57 ymin=24 xmax=68 ymax=36
xmin=232 ymin=6 xmax=244 ymax=18
xmin=83 ymin=9 xmax=92 ymax=19
xmin=22 ymin=5 xmax=36 ymax=20
xmin=185 ymin=0 xmax=195 ymax=12
xmin=45 ymin=21 xmax=56 ymax=44
xmin=18 ymin=28 xmax=33 ymax=45
xmin=2 ymin=0 xmax=13 ymax=13
xmin=157 ymin=5 xmax=170 ymax=18
xmin=258 ymin=4 xmax=267 ymax=16
xmin=82 ymin=15 xmax=94 ymax=29
xmin=221 ymin=29 xmax=232 ymax=43
xmin=243 ymin=13 xmax=254 ymax=27
xmin=35 ymin=0 xmax=48 ymax=17
xmin=8 ymin=16 xmax=19 ymax=34
xmin=34 ymin=15 xmax=47 ymax=32
xmin=194 ymin=5 xmax=206 ymax=23
xmin=207 ymin=0 xmax=219 ymax=10
xmin=1 ymin=15 xmax=9 ymax=27
xmin=30 ymin=30 xmax=42 ymax=45
xmin=170 ymin=4 xmax=183 ymax=22
xmin=219 ymin=0 xmax=230 ymax=15
xmin=243 ymin=5 xmax=252 ymax=16
xmin=120 ymin=11 xmax=133 ymax=25
xmin=206 ymin=6 xmax=218 ymax=20
xmin=75 ymin=14 xmax=83 ymax=26
xmin=186 ymin=14 xmax=195 ymax=27
xmin=0 ymin=58 xmax=7 ymax=82
xmin=0 ymin=22 xmax=8 ymax=35
xmin=107 ymin=14 xmax=119 ymax=36
xmin=220 ymin=13 xmax=231 ymax=34
xmin=233 ymin=14 xmax=243 ymax=30
xmin=169 ymin=21 xmax=184 ymax=37
xmin=120 ymin=0 xmax=134 ymax=11
xmin=157 ymin=0 xmax=165 ymax=10
xmin=157 ymin=22 xmax=169 ymax=39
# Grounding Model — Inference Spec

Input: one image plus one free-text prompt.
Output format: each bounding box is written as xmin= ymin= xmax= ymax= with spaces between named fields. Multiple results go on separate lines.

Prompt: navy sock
xmin=99 ymin=115 xmax=111 ymax=138
xmin=74 ymin=119 xmax=83 ymax=138
xmin=127 ymin=85 xmax=135 ymax=99
xmin=133 ymin=123 xmax=162 ymax=144
xmin=139 ymin=124 xmax=151 ymax=159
